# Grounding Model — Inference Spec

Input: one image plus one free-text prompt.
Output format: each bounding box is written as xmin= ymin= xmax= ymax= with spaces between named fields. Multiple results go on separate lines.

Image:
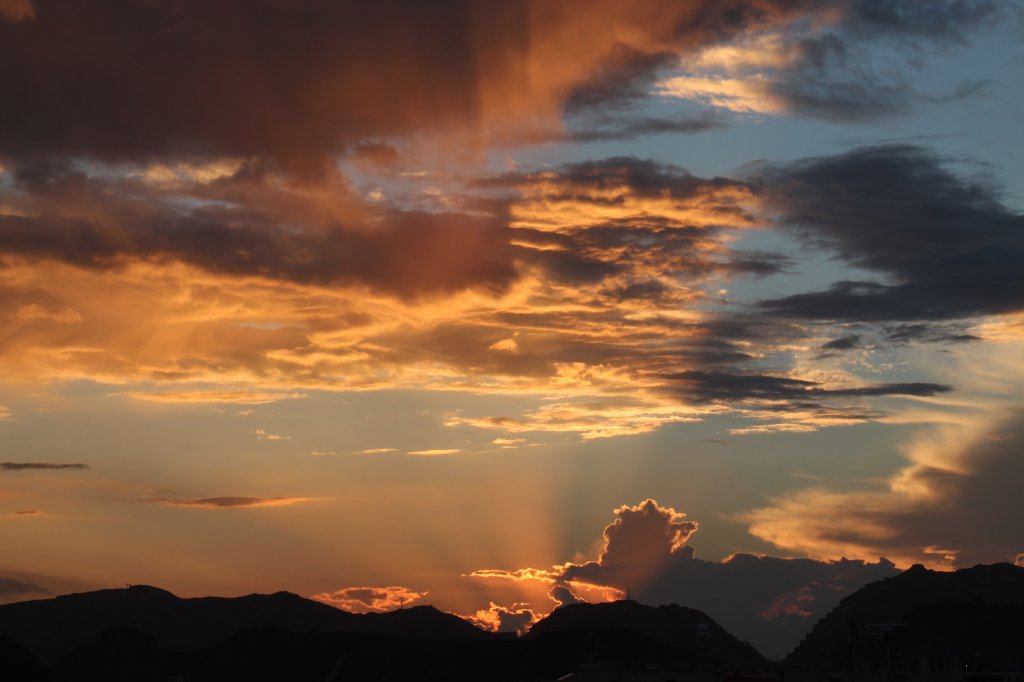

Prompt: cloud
xmin=820 ymin=334 xmax=860 ymax=351
xmin=661 ymin=370 xmax=950 ymax=403
xmin=254 ymin=429 xmax=290 ymax=441
xmin=0 ymin=0 xmax=833 ymax=169
xmin=116 ymin=390 xmax=308 ymax=405
xmin=659 ymin=0 xmax=1003 ymax=121
xmin=0 ymin=147 xmax=1001 ymax=444
xmin=358 ymin=448 xmax=398 ymax=455
xmin=548 ymin=583 xmax=585 ymax=607
xmin=139 ymin=496 xmax=312 ymax=508
xmin=465 ymin=602 xmax=538 ymax=635
xmin=470 ymin=498 xmax=899 ymax=658
xmin=407 ymin=449 xmax=461 ymax=456
xmin=0 ymin=462 xmax=87 ymax=472
xmin=312 ymin=585 xmax=426 ymax=612
xmin=745 ymin=410 xmax=1024 ymax=570
xmin=0 ymin=164 xmax=519 ymax=297
xmin=0 ymin=576 xmax=48 ymax=598
xmin=754 ymin=145 xmax=1024 ymax=321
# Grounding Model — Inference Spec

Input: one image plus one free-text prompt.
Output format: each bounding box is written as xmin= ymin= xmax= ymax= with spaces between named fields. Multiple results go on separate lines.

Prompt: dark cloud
xmin=0 ymin=462 xmax=87 ymax=472
xmin=660 ymin=370 xmax=950 ymax=403
xmin=549 ymin=583 xmax=585 ymax=607
xmin=884 ymin=323 xmax=981 ymax=345
xmin=0 ymin=165 xmax=518 ymax=297
xmin=564 ymin=45 xmax=680 ymax=112
xmin=672 ymin=1 xmax=1005 ymax=122
xmin=0 ymin=577 xmax=48 ymax=598
xmin=845 ymin=0 xmax=1002 ymax=41
xmin=755 ymin=145 xmax=1024 ymax=321
xmin=566 ymin=114 xmax=725 ymax=143
xmin=0 ymin=0 xmax=831 ymax=169
xmin=821 ymin=334 xmax=860 ymax=351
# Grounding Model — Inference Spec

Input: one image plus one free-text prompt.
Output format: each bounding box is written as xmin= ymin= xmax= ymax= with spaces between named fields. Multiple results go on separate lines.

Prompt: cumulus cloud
xmin=312 ymin=585 xmax=426 ymax=612
xmin=470 ymin=498 xmax=898 ymax=658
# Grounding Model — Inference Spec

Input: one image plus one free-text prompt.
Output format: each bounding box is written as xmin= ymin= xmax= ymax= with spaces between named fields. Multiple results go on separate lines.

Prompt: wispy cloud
xmin=117 ymin=390 xmax=308 ymax=405
xmin=138 ymin=496 xmax=313 ymax=509
xmin=1 ymin=462 xmax=88 ymax=472
xmin=407 ymin=449 xmax=461 ymax=456
xmin=255 ymin=429 xmax=290 ymax=441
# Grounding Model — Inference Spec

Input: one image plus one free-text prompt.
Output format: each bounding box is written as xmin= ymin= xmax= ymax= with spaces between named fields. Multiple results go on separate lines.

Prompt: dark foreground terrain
xmin=1 ymin=563 xmax=1022 ymax=681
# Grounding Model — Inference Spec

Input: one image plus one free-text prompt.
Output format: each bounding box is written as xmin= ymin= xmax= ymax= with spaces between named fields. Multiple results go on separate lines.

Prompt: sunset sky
xmin=1 ymin=0 xmax=1023 ymax=657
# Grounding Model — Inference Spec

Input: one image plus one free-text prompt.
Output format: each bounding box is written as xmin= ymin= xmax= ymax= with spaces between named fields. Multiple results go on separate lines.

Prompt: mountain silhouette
xmin=786 ymin=562 xmax=1024 ymax=668
xmin=0 ymin=635 xmax=50 ymax=682
xmin=0 ymin=584 xmax=487 ymax=665
xmin=34 ymin=600 xmax=771 ymax=681
xmin=528 ymin=599 xmax=767 ymax=668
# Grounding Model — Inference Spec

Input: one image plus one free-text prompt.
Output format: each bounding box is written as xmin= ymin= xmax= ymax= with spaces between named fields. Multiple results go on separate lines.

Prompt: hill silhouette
xmin=528 ymin=599 xmax=765 ymax=668
xmin=0 ymin=584 xmax=487 ymax=665
xmin=786 ymin=562 xmax=1024 ymax=668
xmin=0 ymin=635 xmax=50 ymax=682
xmin=0 ymin=589 xmax=776 ymax=680
xmin=30 ymin=600 xmax=771 ymax=681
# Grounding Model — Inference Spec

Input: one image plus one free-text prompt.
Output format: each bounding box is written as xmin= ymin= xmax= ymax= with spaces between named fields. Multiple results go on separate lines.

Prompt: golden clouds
xmin=0 ymin=151 xmax=954 ymax=442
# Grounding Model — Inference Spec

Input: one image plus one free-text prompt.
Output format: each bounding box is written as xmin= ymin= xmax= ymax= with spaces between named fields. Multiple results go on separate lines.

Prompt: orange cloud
xmin=312 ymin=585 xmax=426 ymax=612
xmin=407 ymin=449 xmax=461 ymax=456
xmin=115 ymin=390 xmax=308 ymax=405
xmin=140 ymin=496 xmax=313 ymax=509
xmin=464 ymin=602 xmax=538 ymax=635
xmin=744 ymin=411 xmax=1024 ymax=568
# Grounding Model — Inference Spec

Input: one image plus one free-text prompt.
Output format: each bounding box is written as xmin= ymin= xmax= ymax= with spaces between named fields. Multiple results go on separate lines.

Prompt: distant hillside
xmin=0 ymin=635 xmax=50 ymax=682
xmin=0 ymin=585 xmax=488 ymax=665
xmin=786 ymin=562 xmax=1024 ymax=667
xmin=529 ymin=600 xmax=767 ymax=669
